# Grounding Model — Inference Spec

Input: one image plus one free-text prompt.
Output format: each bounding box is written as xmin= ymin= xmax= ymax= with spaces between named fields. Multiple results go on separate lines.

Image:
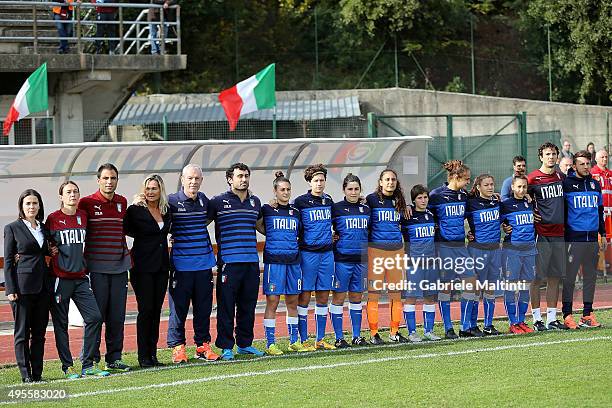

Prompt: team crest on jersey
xmin=524 ymin=202 xmax=528 ymax=208
xmin=322 ymin=198 xmax=326 ymax=205
xmin=289 ymin=209 xmax=294 ymax=215
xmin=269 ymin=283 xmax=276 ymax=292
xmin=116 ymin=203 xmax=122 ymax=213
xmin=250 ymin=199 xmax=255 ymax=207
xmin=76 ymin=216 xmax=82 ymax=225
xmin=591 ymin=182 xmax=596 ymax=190
xmin=199 ymin=198 xmax=204 ymax=207
xmin=359 ymin=207 xmax=364 ymax=213
xmin=392 ymin=199 xmax=396 ymax=206
xmin=425 ymin=214 xmax=429 ymax=220
xmin=458 ymin=193 xmax=461 ymax=200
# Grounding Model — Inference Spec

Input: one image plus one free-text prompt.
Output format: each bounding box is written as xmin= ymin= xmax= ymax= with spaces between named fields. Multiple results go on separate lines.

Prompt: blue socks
xmin=423 ymin=304 xmax=436 ymax=333
xmin=438 ymin=292 xmax=453 ymax=331
xmin=483 ymin=294 xmax=496 ymax=327
xmin=504 ymin=290 xmax=518 ymax=325
xmin=348 ymin=302 xmax=363 ymax=339
xmin=460 ymin=293 xmax=474 ymax=331
xmin=470 ymin=297 xmax=479 ymax=328
xmin=286 ymin=315 xmax=299 ymax=344
xmin=403 ymin=304 xmax=417 ymax=334
xmin=330 ymin=303 xmax=344 ymax=340
xmin=315 ymin=304 xmax=328 ymax=342
xmin=297 ymin=305 xmax=309 ymax=342
xmin=264 ymin=318 xmax=276 ymax=347
xmin=518 ymin=289 xmax=529 ymax=324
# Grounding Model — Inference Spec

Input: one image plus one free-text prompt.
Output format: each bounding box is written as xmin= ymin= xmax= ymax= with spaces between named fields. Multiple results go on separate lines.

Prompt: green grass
xmin=1 ymin=311 xmax=612 ymax=407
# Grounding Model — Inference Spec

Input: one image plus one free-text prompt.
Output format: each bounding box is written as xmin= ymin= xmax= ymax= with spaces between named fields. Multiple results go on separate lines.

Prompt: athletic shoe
xmin=482 ymin=325 xmax=501 ymax=336
xmin=445 ymin=328 xmax=458 ymax=340
xmin=334 ymin=338 xmax=351 ymax=349
xmin=472 ymin=326 xmax=484 ymax=336
xmin=508 ymin=324 xmax=524 ymax=334
xmin=300 ymin=340 xmax=317 ymax=351
xmin=407 ymin=333 xmax=423 ymax=343
xmin=237 ymin=346 xmax=265 ymax=357
xmin=195 ymin=343 xmax=220 ymax=361
xmin=352 ymin=336 xmax=368 ymax=346
xmin=459 ymin=328 xmax=483 ymax=338
xmin=64 ymin=366 xmax=80 ymax=379
xmin=517 ymin=322 xmax=534 ymax=333
xmin=579 ymin=313 xmax=602 ymax=328
xmin=82 ymin=363 xmax=110 ymax=377
xmin=423 ymin=332 xmax=442 ymax=341
xmin=369 ymin=333 xmax=384 ymax=345
xmin=547 ymin=320 xmax=569 ymax=330
xmin=287 ymin=342 xmax=310 ymax=353
xmin=220 ymin=349 xmax=234 ymax=360
xmin=139 ymin=360 xmax=154 ymax=369
xmin=389 ymin=332 xmax=409 ymax=343
xmin=315 ymin=340 xmax=336 ymax=350
xmin=172 ymin=344 xmax=188 ymax=364
xmin=265 ymin=344 xmax=284 ymax=356
xmin=563 ymin=315 xmax=580 ymax=330
xmin=105 ymin=359 xmax=130 ymax=372
xmin=533 ymin=320 xmax=547 ymax=331
xmin=151 ymin=356 xmax=165 ymax=367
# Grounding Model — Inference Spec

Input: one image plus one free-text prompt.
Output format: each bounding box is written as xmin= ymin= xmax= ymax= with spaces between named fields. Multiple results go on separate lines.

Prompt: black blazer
xmin=124 ymin=204 xmax=171 ymax=274
xmin=3 ymin=219 xmax=49 ymax=296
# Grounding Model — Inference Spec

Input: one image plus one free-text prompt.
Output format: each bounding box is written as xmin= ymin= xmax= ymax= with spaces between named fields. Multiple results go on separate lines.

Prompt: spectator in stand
xmin=52 ymin=0 xmax=75 ymax=54
xmin=500 ymin=155 xmax=526 ymax=200
xmin=560 ymin=140 xmax=574 ymax=161
xmin=92 ymin=0 xmax=118 ymax=54
xmin=148 ymin=1 xmax=176 ymax=55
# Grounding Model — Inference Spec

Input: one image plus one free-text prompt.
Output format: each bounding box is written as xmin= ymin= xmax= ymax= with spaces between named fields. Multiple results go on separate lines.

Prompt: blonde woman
xmin=124 ymin=174 xmax=171 ymax=368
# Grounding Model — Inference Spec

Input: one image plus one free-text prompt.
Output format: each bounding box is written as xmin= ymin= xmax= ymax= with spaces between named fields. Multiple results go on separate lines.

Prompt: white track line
xmin=1 ymin=335 xmax=608 ymax=404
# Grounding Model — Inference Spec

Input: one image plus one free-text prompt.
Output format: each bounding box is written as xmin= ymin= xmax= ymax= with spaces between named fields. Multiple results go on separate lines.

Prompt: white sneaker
xmin=407 ymin=333 xmax=423 ymax=343
xmin=423 ymin=332 xmax=442 ymax=341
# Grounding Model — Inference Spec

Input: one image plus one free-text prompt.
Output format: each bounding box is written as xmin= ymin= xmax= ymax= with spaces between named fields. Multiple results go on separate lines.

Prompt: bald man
xmin=558 ymin=157 xmax=573 ymax=175
xmin=591 ymin=149 xmax=612 ymax=272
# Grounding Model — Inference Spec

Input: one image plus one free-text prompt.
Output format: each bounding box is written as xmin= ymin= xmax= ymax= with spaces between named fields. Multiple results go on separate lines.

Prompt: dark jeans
xmin=95 ymin=11 xmax=117 ymax=53
xmin=54 ymin=14 xmax=73 ymax=52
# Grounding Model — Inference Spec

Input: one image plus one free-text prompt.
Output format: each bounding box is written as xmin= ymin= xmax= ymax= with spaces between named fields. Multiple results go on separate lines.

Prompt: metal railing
xmin=0 ymin=1 xmax=181 ymax=55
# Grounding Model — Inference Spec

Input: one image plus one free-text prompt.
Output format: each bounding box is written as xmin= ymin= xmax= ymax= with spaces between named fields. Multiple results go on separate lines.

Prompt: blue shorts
xmin=332 ymin=262 xmax=366 ymax=293
xmin=438 ymin=245 xmax=475 ymax=282
xmin=503 ymin=248 xmax=536 ymax=282
xmin=470 ymin=247 xmax=502 ymax=285
xmin=263 ymin=263 xmax=302 ymax=295
xmin=404 ymin=264 xmax=438 ymax=298
xmin=301 ymin=250 xmax=334 ymax=291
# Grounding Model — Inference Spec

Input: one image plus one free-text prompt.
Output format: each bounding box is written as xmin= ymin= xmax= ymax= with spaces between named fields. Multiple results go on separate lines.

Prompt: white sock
xmin=532 ymin=308 xmax=542 ymax=323
xmin=546 ymin=307 xmax=557 ymax=326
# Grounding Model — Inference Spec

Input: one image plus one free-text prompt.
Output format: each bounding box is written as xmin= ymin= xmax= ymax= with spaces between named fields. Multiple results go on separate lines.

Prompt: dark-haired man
xmin=501 ymin=156 xmax=526 ymax=200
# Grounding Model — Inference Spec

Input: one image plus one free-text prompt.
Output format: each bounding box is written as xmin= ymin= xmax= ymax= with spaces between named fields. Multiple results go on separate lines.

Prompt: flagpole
xmin=272 ymin=105 xmax=277 ymax=139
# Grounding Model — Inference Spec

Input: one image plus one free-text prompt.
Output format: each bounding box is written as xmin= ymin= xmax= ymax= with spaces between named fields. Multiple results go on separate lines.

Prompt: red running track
xmin=1 ymin=286 xmax=611 ymax=365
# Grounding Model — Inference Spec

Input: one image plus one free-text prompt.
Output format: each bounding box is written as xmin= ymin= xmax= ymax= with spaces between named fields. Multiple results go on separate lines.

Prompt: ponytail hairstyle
xmin=304 ymin=163 xmax=327 ymax=182
xmin=342 ymin=173 xmax=362 ymax=190
xmin=469 ymin=174 xmax=494 ymax=198
xmin=376 ymin=168 xmax=408 ymax=217
xmin=273 ymin=171 xmax=291 ymax=190
xmin=443 ymin=159 xmax=470 ymax=181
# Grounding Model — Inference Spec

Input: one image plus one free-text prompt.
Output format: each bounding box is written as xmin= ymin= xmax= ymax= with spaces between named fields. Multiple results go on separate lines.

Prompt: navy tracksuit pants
xmin=215 ymin=263 xmax=260 ymax=350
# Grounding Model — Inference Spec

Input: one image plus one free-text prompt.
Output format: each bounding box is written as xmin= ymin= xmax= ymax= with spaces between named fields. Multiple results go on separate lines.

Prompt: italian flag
xmin=3 ymin=63 xmax=48 ymax=136
xmin=218 ymin=63 xmax=276 ymax=131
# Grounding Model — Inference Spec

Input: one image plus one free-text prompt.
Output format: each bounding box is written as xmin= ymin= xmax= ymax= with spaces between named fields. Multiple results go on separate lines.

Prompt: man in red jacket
xmin=92 ymin=0 xmax=118 ymax=54
xmin=591 ymin=149 xmax=612 ymax=273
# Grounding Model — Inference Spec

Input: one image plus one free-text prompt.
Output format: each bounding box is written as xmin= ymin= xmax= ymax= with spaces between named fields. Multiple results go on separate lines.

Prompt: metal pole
xmin=46 ymin=117 xmax=52 ymax=144
xmin=31 ymin=118 xmax=36 ymax=145
xmin=446 ymin=115 xmax=454 ymax=160
xmin=520 ymin=111 xmax=528 ymax=158
xmin=547 ymin=26 xmax=553 ymax=101
xmin=176 ymin=6 xmax=181 ymax=55
xmin=314 ymin=6 xmax=319 ymax=89
xmin=119 ymin=6 xmax=124 ymax=54
xmin=367 ymin=112 xmax=377 ymax=138
xmin=234 ymin=9 xmax=239 ymax=82
xmin=32 ymin=6 xmax=38 ymax=54
xmin=394 ymin=33 xmax=399 ymax=87
xmin=160 ymin=6 xmax=165 ymax=55
xmin=470 ymin=14 xmax=475 ymax=94
xmin=76 ymin=2 xmax=82 ymax=53
xmin=272 ymin=108 xmax=277 ymax=139
xmin=162 ymin=114 xmax=168 ymax=141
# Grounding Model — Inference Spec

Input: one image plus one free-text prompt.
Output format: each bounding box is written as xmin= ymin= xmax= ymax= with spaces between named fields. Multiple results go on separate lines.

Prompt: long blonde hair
xmin=134 ymin=174 xmax=169 ymax=215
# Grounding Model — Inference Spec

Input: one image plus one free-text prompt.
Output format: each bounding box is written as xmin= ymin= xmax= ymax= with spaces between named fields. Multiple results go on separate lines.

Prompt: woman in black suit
xmin=124 ymin=174 xmax=171 ymax=368
xmin=4 ymin=189 xmax=50 ymax=382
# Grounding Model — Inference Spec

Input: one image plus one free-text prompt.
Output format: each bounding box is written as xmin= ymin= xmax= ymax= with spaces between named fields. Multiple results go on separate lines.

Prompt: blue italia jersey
xmin=168 ymin=190 xmax=216 ymax=271
xmin=563 ymin=171 xmax=605 ymax=242
xmin=293 ymin=191 xmax=333 ymax=252
xmin=466 ymin=196 xmax=501 ymax=249
xmin=261 ymin=203 xmax=301 ymax=264
xmin=366 ymin=192 xmax=404 ymax=250
xmin=500 ymin=196 xmax=536 ymax=252
xmin=209 ymin=191 xmax=262 ymax=265
xmin=332 ymin=198 xmax=370 ymax=263
xmin=429 ymin=184 xmax=467 ymax=244
xmin=402 ymin=207 xmax=436 ymax=257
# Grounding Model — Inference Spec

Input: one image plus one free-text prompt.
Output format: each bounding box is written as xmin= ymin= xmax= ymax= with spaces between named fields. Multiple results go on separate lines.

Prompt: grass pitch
xmin=1 ymin=310 xmax=611 ymax=407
